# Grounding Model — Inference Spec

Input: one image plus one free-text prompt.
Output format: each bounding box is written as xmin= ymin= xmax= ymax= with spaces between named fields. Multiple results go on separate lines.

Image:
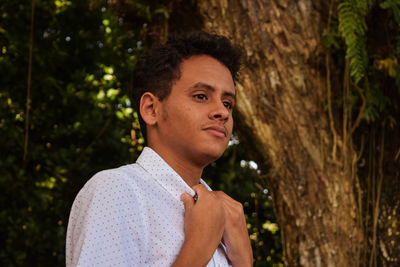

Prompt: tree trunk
xmin=197 ymin=1 xmax=362 ymax=266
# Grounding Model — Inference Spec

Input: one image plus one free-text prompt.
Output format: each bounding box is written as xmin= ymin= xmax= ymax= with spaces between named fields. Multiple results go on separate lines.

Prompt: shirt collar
xmin=136 ymin=147 xmax=210 ymax=202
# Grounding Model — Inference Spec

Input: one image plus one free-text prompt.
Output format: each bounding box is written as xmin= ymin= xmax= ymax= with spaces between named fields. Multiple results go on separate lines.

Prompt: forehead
xmin=177 ymin=55 xmax=235 ymax=93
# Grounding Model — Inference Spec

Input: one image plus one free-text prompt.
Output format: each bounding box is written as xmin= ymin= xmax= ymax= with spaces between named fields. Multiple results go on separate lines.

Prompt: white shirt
xmin=66 ymin=147 xmax=231 ymax=266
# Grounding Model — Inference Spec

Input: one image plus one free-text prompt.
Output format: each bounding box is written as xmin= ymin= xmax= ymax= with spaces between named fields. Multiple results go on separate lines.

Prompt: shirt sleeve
xmin=66 ymin=170 xmax=148 ymax=267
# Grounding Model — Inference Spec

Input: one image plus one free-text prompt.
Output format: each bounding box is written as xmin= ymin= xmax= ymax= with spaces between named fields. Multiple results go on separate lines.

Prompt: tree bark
xmin=197 ymin=1 xmax=362 ymax=266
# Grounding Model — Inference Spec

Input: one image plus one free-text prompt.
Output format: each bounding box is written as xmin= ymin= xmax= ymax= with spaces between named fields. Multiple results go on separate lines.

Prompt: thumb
xmin=181 ymin=193 xmax=195 ymax=211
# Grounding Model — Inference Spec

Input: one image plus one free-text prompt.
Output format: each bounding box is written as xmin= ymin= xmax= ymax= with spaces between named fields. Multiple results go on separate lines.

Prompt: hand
xmin=173 ymin=184 xmax=225 ymax=267
xmin=214 ymin=191 xmax=253 ymax=267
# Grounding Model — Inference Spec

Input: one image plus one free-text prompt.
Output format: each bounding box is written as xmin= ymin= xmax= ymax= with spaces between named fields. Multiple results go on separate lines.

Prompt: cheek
xmin=168 ymin=105 xmax=194 ymax=126
xmin=228 ymin=116 xmax=234 ymax=133
xmin=161 ymin=109 xmax=168 ymax=121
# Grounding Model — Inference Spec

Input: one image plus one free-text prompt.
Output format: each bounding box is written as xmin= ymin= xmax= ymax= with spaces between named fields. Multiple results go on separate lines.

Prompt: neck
xmin=148 ymin=144 xmax=204 ymax=187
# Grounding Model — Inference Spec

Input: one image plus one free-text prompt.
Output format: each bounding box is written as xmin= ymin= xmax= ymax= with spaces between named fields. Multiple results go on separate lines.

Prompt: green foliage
xmin=338 ymin=0 xmax=374 ymax=84
xmin=380 ymin=0 xmax=400 ymax=24
xmin=328 ymin=0 xmax=400 ymax=124
xmin=322 ymin=25 xmax=341 ymax=50
xmin=380 ymin=0 xmax=400 ymax=92
xmin=0 ymin=0 xmax=142 ymax=265
xmin=363 ymin=84 xmax=390 ymax=122
xmin=327 ymin=1 xmax=400 ymax=264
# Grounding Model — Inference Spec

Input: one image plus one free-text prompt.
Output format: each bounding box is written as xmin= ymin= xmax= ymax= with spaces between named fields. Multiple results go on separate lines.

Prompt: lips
xmin=203 ymin=125 xmax=227 ymax=137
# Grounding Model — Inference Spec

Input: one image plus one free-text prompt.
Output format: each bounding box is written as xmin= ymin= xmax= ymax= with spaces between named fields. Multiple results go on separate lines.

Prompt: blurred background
xmin=2 ymin=0 xmax=400 ymax=266
xmin=0 ymin=1 xmax=282 ymax=266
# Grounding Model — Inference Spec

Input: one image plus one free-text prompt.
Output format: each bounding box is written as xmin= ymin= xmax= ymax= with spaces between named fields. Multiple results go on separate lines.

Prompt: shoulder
xmin=70 ymin=163 xmax=148 ymax=214
xmin=66 ymin=164 xmax=150 ymax=266
xmin=67 ymin=163 xmax=149 ymax=240
xmin=80 ymin=164 xmax=142 ymax=195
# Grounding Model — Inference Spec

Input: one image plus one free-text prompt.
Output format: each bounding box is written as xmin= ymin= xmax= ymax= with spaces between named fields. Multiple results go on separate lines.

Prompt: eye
xmin=223 ymin=101 xmax=233 ymax=110
xmin=193 ymin=94 xmax=208 ymax=101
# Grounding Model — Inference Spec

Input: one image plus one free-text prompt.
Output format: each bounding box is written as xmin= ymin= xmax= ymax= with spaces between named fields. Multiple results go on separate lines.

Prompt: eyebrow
xmin=192 ymin=82 xmax=236 ymax=101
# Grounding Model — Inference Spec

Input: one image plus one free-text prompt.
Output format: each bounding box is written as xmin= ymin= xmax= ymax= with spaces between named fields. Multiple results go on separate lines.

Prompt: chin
xmin=198 ymin=145 xmax=227 ymax=165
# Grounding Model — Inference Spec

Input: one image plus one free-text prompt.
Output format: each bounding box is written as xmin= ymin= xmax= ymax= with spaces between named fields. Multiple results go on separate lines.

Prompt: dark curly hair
xmin=131 ymin=31 xmax=242 ymax=141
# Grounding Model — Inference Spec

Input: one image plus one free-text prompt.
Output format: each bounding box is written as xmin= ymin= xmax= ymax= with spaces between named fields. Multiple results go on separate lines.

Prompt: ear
xmin=139 ymin=92 xmax=159 ymax=126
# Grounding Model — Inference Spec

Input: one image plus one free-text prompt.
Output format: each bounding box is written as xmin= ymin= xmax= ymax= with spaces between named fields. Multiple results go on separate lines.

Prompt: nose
xmin=208 ymin=101 xmax=229 ymax=121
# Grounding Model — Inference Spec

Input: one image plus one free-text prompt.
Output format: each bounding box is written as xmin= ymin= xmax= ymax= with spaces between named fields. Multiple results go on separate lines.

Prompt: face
xmin=153 ymin=55 xmax=236 ymax=167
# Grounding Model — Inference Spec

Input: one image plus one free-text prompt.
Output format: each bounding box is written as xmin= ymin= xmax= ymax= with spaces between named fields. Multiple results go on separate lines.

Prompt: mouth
xmin=203 ymin=125 xmax=227 ymax=138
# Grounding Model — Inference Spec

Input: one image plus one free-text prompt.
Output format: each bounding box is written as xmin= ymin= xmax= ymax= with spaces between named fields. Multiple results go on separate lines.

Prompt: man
xmin=66 ymin=32 xmax=253 ymax=266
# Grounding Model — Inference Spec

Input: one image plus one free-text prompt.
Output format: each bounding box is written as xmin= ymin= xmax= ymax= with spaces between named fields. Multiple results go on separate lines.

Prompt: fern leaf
xmin=338 ymin=0 xmax=375 ymax=84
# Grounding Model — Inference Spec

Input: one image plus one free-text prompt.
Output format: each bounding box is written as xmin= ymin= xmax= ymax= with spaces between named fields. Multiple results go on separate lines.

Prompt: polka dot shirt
xmin=66 ymin=147 xmax=231 ymax=266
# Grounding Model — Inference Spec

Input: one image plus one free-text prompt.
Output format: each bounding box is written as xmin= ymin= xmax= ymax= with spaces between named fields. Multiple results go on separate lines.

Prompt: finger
xmin=213 ymin=191 xmax=234 ymax=206
xmin=191 ymin=184 xmax=210 ymax=198
xmin=180 ymin=193 xmax=195 ymax=211
xmin=214 ymin=191 xmax=240 ymax=205
xmin=213 ymin=191 xmax=231 ymax=200
xmin=213 ymin=192 xmax=244 ymax=215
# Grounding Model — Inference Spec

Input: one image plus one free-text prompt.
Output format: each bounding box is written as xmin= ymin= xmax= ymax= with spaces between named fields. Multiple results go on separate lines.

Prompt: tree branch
xmin=23 ymin=0 xmax=35 ymax=165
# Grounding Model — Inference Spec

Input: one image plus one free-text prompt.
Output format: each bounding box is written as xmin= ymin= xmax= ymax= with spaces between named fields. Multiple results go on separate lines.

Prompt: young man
xmin=66 ymin=32 xmax=253 ymax=266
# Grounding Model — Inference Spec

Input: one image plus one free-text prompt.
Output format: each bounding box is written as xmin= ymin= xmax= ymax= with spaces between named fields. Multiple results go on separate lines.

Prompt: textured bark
xmin=197 ymin=1 xmax=362 ymax=266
